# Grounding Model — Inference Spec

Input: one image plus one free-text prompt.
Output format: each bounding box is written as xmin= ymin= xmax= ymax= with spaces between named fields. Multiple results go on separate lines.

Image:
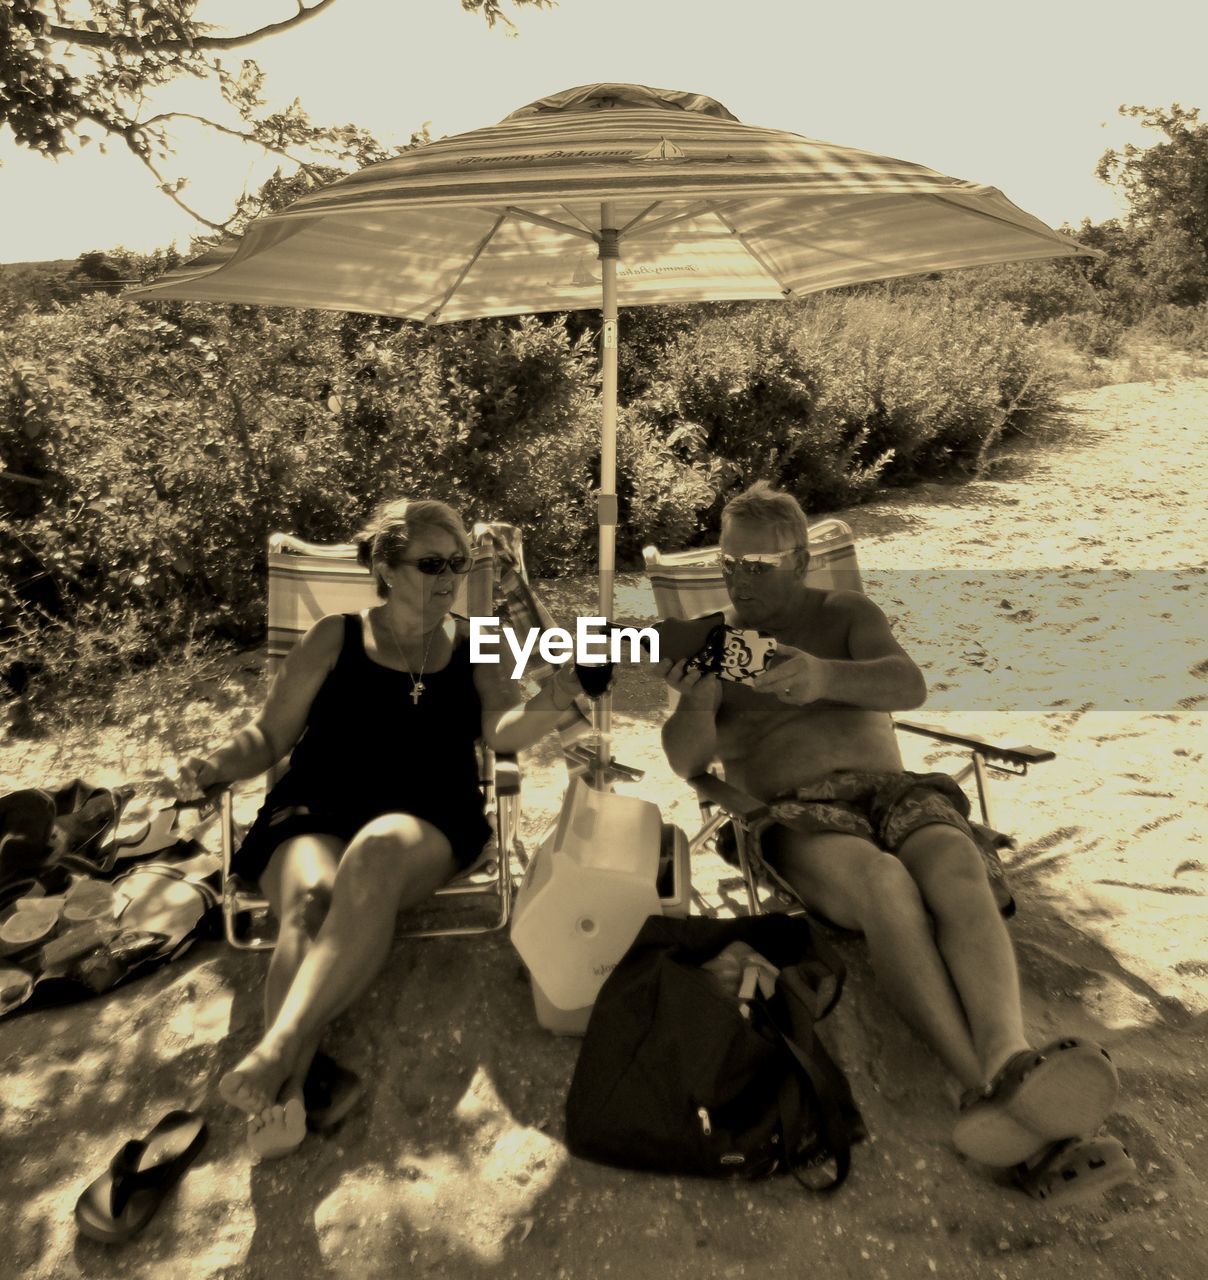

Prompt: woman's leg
xmin=896 ymin=825 xmax=1030 ymax=1083
xmin=245 ymin=834 xmax=342 ymax=1151
xmin=220 ymin=813 xmax=456 ymax=1115
xmin=260 ymin=833 xmax=343 ymax=1028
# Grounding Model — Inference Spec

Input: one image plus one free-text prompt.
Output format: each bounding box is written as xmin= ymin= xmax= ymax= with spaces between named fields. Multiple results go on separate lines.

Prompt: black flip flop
xmin=0 ymin=790 xmax=57 ymax=881
xmin=303 ymin=1052 xmax=363 ymax=1134
xmin=75 ymin=1110 xmax=207 ymax=1244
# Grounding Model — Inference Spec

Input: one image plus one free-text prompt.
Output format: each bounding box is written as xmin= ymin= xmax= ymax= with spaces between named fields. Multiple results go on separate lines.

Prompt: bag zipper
xmin=697 ymin=1106 xmax=712 ymax=1136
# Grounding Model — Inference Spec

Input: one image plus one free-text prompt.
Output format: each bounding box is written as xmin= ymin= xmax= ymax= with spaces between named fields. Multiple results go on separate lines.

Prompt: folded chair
xmin=219 ymin=526 xmax=531 ymax=949
xmin=643 ymin=520 xmax=1055 ymax=916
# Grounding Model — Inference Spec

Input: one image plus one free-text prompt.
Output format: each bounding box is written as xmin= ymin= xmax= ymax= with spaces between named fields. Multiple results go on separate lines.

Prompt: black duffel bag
xmin=565 ymin=913 xmax=863 ymax=1191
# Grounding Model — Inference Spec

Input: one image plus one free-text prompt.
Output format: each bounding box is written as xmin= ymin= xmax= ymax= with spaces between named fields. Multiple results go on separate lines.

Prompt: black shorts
xmin=230 ymin=800 xmax=490 ymax=887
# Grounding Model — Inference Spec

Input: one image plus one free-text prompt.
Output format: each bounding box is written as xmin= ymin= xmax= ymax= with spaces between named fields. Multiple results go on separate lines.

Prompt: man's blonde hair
xmin=721 ymin=481 xmax=810 ymax=548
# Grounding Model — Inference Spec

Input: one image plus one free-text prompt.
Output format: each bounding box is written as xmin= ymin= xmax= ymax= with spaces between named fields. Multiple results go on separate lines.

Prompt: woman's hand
xmin=547 ymin=662 xmax=583 ymax=711
xmin=662 ymin=658 xmax=722 ymax=713
xmin=174 ymin=754 xmax=222 ymax=802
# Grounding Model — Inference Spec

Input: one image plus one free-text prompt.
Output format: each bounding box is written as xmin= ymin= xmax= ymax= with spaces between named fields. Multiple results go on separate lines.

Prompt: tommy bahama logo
xmin=456 ymin=149 xmax=630 ymax=165
xmin=562 ymin=253 xmax=702 ymax=287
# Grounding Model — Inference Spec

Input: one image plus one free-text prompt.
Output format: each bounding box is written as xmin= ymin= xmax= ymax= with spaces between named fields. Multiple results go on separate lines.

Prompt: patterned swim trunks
xmin=741 ymin=770 xmax=1015 ymax=917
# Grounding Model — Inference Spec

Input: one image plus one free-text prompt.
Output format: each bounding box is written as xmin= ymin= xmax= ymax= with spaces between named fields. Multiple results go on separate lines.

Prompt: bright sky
xmin=2 ymin=0 xmax=1204 ymax=263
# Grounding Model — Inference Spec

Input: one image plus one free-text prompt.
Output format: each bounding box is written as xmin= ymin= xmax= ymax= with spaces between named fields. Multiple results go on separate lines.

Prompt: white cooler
xmin=511 ymin=778 xmax=688 ymax=1035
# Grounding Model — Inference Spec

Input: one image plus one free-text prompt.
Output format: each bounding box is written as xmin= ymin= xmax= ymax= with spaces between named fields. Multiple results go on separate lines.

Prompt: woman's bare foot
xmin=247 ymin=1088 xmax=307 ymax=1160
xmin=219 ymin=1037 xmax=299 ymax=1116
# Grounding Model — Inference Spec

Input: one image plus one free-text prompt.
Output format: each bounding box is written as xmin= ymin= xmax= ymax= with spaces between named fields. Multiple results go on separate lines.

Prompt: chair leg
xmin=970 ymin=751 xmax=993 ymax=828
xmin=688 ymin=806 xmax=731 ymax=859
xmin=734 ymin=827 xmax=763 ymax=917
xmin=220 ymin=788 xmax=275 ymax=952
xmin=951 ymin=751 xmax=994 ymax=828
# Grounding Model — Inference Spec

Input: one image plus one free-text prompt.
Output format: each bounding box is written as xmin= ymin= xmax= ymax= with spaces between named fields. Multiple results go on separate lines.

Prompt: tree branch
xmin=136 ymin=109 xmax=326 ymax=178
xmin=48 ymin=0 xmax=341 ymax=53
xmin=112 ymin=125 xmax=230 ymax=230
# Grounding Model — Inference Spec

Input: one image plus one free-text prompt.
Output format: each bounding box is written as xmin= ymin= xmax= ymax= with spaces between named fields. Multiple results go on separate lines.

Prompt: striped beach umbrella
xmin=135 ymin=82 xmax=1090 ymax=763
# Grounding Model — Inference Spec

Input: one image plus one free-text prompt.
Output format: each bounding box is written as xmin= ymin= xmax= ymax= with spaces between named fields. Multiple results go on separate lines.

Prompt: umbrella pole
xmin=594 ymin=207 xmax=620 ymax=784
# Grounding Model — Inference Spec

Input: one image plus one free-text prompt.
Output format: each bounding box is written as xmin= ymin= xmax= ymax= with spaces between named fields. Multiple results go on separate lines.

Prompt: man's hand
xmin=749 ymin=644 xmax=829 ymax=705
xmin=662 ymin=658 xmax=722 ymax=714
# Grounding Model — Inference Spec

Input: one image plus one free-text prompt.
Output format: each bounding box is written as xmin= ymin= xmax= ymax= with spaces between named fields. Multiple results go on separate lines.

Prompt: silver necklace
xmin=384 ymin=609 xmax=440 ymax=705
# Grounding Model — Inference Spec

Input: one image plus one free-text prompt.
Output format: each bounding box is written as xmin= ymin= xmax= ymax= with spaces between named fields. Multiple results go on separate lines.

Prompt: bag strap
xmin=761 ymin=967 xmax=861 ymax=1192
xmin=783 ymin=931 xmax=847 ymax=1021
xmin=772 ymin=1016 xmax=853 ymax=1192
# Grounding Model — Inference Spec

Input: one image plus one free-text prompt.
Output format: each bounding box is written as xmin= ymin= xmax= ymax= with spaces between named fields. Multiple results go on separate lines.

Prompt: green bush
xmin=0 ymin=277 xmax=1062 ymax=715
xmin=1047 ymin=311 xmax=1126 ymax=358
xmin=1133 ymin=302 xmax=1208 ymax=352
xmin=911 ymin=260 xmax=1102 ymax=326
xmin=1 ymin=296 xmax=605 ymax=706
xmin=631 ymin=290 xmax=1059 ymax=529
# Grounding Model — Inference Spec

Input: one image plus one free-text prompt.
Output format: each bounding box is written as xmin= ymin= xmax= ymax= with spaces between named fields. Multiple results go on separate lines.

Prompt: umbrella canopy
xmin=134 ymin=83 xmax=1092 ymax=773
xmin=138 ymin=82 xmax=1087 ymax=321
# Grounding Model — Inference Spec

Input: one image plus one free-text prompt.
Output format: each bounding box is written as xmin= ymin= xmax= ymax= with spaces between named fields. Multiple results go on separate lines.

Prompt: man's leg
xmin=220 ymin=813 xmax=457 ymax=1115
xmin=765 ymin=827 xmax=984 ymax=1089
xmin=895 ymin=823 xmax=1120 ymax=1166
xmin=895 ymin=825 xmax=1030 ymax=1083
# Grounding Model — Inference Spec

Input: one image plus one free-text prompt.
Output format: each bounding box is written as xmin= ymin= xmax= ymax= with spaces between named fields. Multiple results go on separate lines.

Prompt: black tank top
xmin=273 ymin=613 xmax=487 ymax=838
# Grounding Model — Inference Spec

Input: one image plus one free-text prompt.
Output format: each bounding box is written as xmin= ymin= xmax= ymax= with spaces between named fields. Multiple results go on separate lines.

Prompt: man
xmin=662 ymin=481 xmax=1126 ymax=1195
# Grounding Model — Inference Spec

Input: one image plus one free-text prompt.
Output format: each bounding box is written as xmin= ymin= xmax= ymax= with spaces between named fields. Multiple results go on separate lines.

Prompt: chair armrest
xmin=893 ymin=719 xmax=1056 ymax=767
xmin=686 ymin=773 xmax=771 ymax=828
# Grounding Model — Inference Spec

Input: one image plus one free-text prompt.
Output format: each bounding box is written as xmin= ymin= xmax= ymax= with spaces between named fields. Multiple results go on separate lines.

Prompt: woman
xmin=178 ymin=498 xmax=582 ymax=1156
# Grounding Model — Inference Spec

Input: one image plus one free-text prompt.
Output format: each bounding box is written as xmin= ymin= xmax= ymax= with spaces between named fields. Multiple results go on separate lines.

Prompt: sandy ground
xmin=0 ymin=377 xmax=1205 ymax=1280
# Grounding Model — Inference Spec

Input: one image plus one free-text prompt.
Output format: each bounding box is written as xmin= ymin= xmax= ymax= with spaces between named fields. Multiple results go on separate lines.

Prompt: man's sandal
xmin=953 ymin=1037 xmax=1119 ymax=1166
xmin=1015 ymin=1134 xmax=1135 ymax=1206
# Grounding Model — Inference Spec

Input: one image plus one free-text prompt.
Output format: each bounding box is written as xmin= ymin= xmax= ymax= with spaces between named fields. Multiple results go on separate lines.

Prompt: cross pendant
xmin=409 ymin=681 xmax=424 ymax=705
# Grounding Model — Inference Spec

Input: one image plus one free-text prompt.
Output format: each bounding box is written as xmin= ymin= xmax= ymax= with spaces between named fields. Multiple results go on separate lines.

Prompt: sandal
xmin=75 ymin=1110 xmax=207 ymax=1243
xmin=0 ymin=790 xmax=57 ymax=881
xmin=304 ymin=1050 xmax=364 ymax=1134
xmin=953 ymin=1037 xmax=1119 ymax=1166
xmin=1015 ymin=1134 xmax=1135 ymax=1206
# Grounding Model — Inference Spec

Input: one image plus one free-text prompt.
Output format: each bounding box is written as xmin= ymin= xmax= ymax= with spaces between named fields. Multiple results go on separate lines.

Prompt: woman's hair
xmin=721 ymin=480 xmax=810 ymax=549
xmin=354 ymin=498 xmax=470 ymax=598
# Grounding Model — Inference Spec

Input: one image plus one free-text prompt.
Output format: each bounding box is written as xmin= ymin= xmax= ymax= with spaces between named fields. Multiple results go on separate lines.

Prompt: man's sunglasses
xmin=718 ymin=547 xmax=804 ymax=576
xmin=399 ymin=554 xmax=472 ymax=576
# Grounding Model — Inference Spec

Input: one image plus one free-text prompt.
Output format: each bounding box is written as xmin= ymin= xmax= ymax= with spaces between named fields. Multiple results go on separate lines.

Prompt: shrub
xmin=917 ymin=261 xmax=1102 ymax=326
xmin=631 ymin=302 xmax=887 ymax=527
xmin=629 ymin=289 xmax=1059 ymax=532
xmin=0 ymin=276 xmax=1062 ymax=715
xmin=1133 ymin=302 xmax=1208 ymax=352
xmin=1 ymin=296 xmax=602 ymax=708
xmin=1041 ymin=311 xmax=1126 ymax=358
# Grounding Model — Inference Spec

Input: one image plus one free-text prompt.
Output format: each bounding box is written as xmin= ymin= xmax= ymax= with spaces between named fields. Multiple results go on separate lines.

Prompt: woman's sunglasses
xmin=399 ymin=554 xmax=472 ymax=576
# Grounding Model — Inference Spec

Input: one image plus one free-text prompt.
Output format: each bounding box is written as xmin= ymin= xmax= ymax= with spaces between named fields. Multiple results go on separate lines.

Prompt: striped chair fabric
xmin=642 ymin=517 xmax=862 ymax=620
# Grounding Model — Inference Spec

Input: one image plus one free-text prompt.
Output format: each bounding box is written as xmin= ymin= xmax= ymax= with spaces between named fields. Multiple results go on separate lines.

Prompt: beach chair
xmin=643 ymin=520 xmax=1056 ymax=916
xmin=218 ymin=526 xmax=531 ymax=949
